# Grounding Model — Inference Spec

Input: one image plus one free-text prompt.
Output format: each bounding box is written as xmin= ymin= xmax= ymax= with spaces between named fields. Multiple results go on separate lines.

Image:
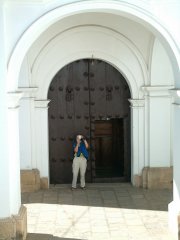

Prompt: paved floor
xmin=22 ymin=183 xmax=176 ymax=240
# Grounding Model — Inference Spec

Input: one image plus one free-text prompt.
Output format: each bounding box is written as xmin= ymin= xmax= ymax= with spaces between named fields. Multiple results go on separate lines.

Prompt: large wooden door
xmin=48 ymin=59 xmax=131 ymax=184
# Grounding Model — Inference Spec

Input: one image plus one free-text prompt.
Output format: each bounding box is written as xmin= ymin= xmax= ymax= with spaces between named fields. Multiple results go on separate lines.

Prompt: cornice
xmin=141 ymin=85 xmax=174 ymax=97
xmin=128 ymin=99 xmax=145 ymax=108
xmin=169 ymin=89 xmax=180 ymax=105
xmin=34 ymin=99 xmax=51 ymax=108
xmin=169 ymin=89 xmax=180 ymax=98
xmin=18 ymin=87 xmax=38 ymax=98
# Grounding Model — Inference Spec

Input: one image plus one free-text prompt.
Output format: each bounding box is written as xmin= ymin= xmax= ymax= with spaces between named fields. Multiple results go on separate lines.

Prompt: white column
xmin=142 ymin=86 xmax=173 ymax=167
xmin=7 ymin=92 xmax=23 ymax=215
xmin=169 ymin=89 xmax=180 ymax=235
xmin=19 ymin=87 xmax=38 ymax=169
xmin=0 ymin=4 xmax=22 ymax=218
xmin=0 ymin=97 xmax=11 ymax=218
xmin=129 ymin=99 xmax=145 ymax=184
xmin=34 ymin=100 xmax=50 ymax=179
xmin=0 ymin=20 xmax=10 ymax=217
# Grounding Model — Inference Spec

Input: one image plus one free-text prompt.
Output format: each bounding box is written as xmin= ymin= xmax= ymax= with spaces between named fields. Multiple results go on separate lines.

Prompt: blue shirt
xmin=73 ymin=141 xmax=89 ymax=159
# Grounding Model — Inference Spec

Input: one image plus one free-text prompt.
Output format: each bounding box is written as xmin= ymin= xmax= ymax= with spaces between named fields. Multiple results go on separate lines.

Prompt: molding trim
xmin=141 ymin=85 xmax=174 ymax=97
xmin=169 ymin=89 xmax=180 ymax=98
xmin=34 ymin=99 xmax=51 ymax=108
xmin=18 ymin=87 xmax=38 ymax=98
xmin=128 ymin=98 xmax=145 ymax=108
xmin=173 ymin=103 xmax=180 ymax=108
xmin=169 ymin=89 xmax=180 ymax=105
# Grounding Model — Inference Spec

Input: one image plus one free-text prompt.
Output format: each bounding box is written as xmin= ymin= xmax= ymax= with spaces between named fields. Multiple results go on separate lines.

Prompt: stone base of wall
xmin=21 ymin=169 xmax=40 ymax=192
xmin=13 ymin=205 xmax=27 ymax=240
xmin=134 ymin=167 xmax=173 ymax=189
xmin=0 ymin=205 xmax=27 ymax=240
xmin=40 ymin=177 xmax=49 ymax=189
xmin=0 ymin=217 xmax=16 ymax=239
xmin=21 ymin=169 xmax=48 ymax=192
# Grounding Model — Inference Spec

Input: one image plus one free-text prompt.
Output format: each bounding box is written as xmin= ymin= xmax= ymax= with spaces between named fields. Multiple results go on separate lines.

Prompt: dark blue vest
xmin=73 ymin=141 xmax=89 ymax=159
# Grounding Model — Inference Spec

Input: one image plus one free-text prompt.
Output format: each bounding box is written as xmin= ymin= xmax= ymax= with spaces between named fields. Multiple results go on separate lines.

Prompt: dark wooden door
xmin=94 ymin=119 xmax=126 ymax=181
xmin=48 ymin=59 xmax=131 ymax=184
xmin=94 ymin=121 xmax=113 ymax=177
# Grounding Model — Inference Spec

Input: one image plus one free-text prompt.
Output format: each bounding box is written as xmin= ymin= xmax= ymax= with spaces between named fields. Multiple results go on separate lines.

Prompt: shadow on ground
xmin=22 ymin=183 xmax=173 ymax=211
xmin=26 ymin=233 xmax=81 ymax=240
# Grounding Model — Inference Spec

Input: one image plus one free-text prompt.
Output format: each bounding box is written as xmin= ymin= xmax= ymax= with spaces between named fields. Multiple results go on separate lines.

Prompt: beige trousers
xmin=72 ymin=156 xmax=87 ymax=188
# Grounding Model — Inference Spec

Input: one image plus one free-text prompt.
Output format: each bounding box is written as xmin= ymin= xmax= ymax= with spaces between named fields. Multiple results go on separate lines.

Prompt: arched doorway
xmin=48 ymin=59 xmax=131 ymax=184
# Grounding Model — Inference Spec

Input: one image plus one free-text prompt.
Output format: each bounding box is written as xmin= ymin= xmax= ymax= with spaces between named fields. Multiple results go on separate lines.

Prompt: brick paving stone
xmin=23 ymin=183 xmax=176 ymax=240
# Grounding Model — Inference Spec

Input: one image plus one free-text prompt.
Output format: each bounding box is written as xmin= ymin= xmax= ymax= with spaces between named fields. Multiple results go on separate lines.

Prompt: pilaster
xmin=7 ymin=92 xmax=23 ymax=214
xmin=129 ymin=99 xmax=145 ymax=186
xmin=0 ymin=92 xmax=27 ymax=240
xmin=142 ymin=85 xmax=173 ymax=167
xmin=34 ymin=99 xmax=50 ymax=187
xmin=18 ymin=87 xmax=38 ymax=170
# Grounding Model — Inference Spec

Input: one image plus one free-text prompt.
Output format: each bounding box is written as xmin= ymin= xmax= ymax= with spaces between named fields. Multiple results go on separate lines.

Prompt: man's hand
xmin=76 ymin=135 xmax=81 ymax=145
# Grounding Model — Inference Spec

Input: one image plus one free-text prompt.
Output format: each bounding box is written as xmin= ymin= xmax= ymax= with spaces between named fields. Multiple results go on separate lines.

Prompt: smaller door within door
xmin=94 ymin=119 xmax=124 ymax=180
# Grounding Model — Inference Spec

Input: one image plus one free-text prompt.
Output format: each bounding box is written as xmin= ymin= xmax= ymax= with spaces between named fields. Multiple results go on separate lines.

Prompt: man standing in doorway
xmin=72 ymin=135 xmax=89 ymax=190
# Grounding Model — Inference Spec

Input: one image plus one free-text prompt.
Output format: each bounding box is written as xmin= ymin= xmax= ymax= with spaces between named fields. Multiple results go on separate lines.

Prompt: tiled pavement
xmin=22 ymin=183 xmax=176 ymax=240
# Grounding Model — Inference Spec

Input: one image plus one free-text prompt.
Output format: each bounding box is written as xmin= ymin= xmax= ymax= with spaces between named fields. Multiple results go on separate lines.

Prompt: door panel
xmin=95 ymin=121 xmax=113 ymax=177
xmin=94 ymin=119 xmax=125 ymax=179
xmin=48 ymin=59 xmax=131 ymax=184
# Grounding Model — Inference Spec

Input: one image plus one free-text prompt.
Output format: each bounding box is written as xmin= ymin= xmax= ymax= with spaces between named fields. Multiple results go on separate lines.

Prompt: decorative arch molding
xmin=7 ymin=0 xmax=179 ymax=92
xmin=30 ymin=26 xmax=147 ymax=99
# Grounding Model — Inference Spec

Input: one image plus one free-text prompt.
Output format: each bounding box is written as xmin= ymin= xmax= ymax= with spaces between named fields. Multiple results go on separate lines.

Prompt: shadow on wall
xmin=26 ymin=233 xmax=81 ymax=240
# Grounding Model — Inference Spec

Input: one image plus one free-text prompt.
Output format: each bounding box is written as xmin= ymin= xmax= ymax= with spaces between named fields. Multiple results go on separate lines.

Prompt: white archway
xmin=22 ymin=24 xmax=148 ymax=186
xmin=7 ymin=0 xmax=179 ymax=92
xmin=5 ymin=1 xmax=180 ymax=237
xmin=31 ymin=26 xmax=147 ymax=99
xmin=15 ymin=1 xmax=178 ymax=186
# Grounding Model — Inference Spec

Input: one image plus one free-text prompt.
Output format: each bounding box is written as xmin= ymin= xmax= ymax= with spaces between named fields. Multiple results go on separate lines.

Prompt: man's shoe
xmin=71 ymin=187 xmax=76 ymax=190
xmin=81 ymin=186 xmax=86 ymax=190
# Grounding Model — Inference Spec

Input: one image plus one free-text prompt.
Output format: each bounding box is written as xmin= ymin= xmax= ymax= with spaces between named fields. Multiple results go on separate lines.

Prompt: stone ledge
xmin=13 ymin=205 xmax=27 ymax=240
xmin=0 ymin=217 xmax=16 ymax=240
xmin=21 ymin=169 xmax=40 ymax=193
xmin=40 ymin=177 xmax=49 ymax=189
xmin=140 ymin=167 xmax=173 ymax=189
xmin=0 ymin=205 xmax=27 ymax=240
xmin=21 ymin=169 xmax=49 ymax=192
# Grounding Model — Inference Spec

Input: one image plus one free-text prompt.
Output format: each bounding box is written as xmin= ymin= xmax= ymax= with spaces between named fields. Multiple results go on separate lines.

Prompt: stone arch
xmin=31 ymin=26 xmax=147 ymax=99
xmin=15 ymin=1 xmax=179 ymax=184
xmin=7 ymin=0 xmax=179 ymax=92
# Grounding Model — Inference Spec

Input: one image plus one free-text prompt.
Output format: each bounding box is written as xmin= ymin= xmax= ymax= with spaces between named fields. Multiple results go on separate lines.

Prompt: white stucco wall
xmin=151 ymin=39 xmax=174 ymax=86
xmin=27 ymin=12 xmax=153 ymax=70
xmin=0 ymin=2 xmax=179 ymax=231
xmin=148 ymin=96 xmax=172 ymax=167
